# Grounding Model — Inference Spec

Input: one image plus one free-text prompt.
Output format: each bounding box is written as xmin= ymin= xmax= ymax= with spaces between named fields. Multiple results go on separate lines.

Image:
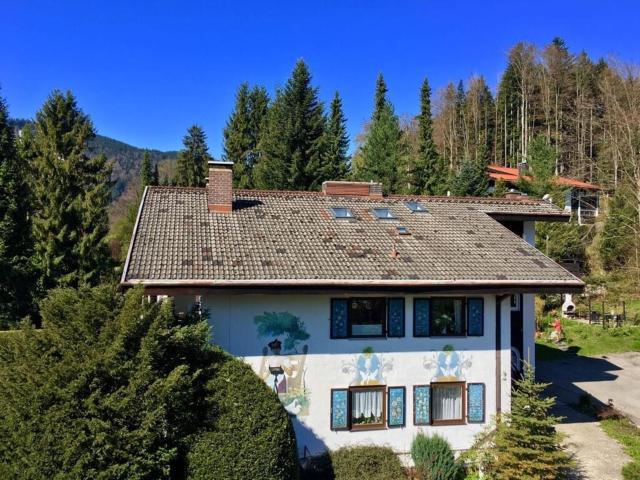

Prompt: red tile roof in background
xmin=487 ymin=164 xmax=600 ymax=191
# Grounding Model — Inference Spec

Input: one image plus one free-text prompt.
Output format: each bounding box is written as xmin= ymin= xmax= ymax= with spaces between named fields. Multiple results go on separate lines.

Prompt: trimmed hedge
xmin=303 ymin=446 xmax=406 ymax=480
xmin=187 ymin=355 xmax=299 ymax=480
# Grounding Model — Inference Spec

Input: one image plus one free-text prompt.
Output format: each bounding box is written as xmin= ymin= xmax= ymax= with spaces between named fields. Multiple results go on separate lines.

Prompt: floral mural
xmin=255 ymin=312 xmax=310 ymax=416
xmin=423 ymin=344 xmax=472 ymax=382
xmin=341 ymin=346 xmax=393 ymax=386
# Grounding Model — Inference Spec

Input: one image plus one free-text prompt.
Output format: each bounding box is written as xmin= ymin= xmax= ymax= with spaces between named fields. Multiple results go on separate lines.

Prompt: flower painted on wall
xmin=341 ymin=347 xmax=393 ymax=386
xmin=423 ymin=344 xmax=472 ymax=382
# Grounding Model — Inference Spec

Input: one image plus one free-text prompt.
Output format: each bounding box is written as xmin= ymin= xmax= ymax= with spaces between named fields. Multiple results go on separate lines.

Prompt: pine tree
xmin=175 ymin=125 xmax=210 ymax=187
xmin=373 ymin=73 xmax=389 ymax=122
xmin=417 ymin=78 xmax=446 ymax=194
xmin=319 ymin=91 xmax=350 ymax=182
xmin=254 ymin=60 xmax=326 ymax=190
xmin=30 ymin=90 xmax=112 ymax=290
xmin=140 ymin=150 xmax=153 ymax=190
xmin=489 ymin=365 xmax=573 ymax=480
xmin=223 ymin=84 xmax=269 ymax=188
xmin=0 ymin=93 xmax=35 ymax=327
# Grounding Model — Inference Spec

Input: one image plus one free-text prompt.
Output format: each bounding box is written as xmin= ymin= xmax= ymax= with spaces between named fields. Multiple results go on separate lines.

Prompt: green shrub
xmin=187 ymin=355 xmax=299 ymax=480
xmin=303 ymin=446 xmax=406 ymax=480
xmin=410 ymin=433 xmax=461 ymax=480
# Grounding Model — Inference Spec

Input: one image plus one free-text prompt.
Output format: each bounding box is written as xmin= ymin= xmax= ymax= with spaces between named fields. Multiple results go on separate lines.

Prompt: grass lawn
xmin=536 ymin=319 xmax=640 ymax=361
xmin=601 ymin=418 xmax=640 ymax=480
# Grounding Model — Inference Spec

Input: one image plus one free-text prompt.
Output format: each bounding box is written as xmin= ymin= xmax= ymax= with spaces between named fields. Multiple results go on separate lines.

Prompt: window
xmin=331 ymin=207 xmax=354 ymax=219
xmin=430 ymin=298 xmax=465 ymax=336
xmin=350 ymin=386 xmax=386 ymax=429
xmin=396 ymin=226 xmax=410 ymax=235
xmin=431 ymin=382 xmax=465 ymax=425
xmin=372 ymin=208 xmax=396 ymax=219
xmin=349 ymin=298 xmax=386 ymax=336
xmin=405 ymin=200 xmax=427 ymax=213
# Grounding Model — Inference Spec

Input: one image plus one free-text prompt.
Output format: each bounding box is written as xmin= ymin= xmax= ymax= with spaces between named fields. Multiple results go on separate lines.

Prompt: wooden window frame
xmin=349 ymin=385 xmax=387 ymax=431
xmin=429 ymin=297 xmax=467 ymax=337
xmin=430 ymin=381 xmax=466 ymax=426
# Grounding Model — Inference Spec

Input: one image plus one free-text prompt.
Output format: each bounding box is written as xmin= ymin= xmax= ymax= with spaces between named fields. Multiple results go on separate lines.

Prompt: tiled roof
xmin=121 ymin=187 xmax=583 ymax=291
xmin=487 ymin=164 xmax=600 ymax=191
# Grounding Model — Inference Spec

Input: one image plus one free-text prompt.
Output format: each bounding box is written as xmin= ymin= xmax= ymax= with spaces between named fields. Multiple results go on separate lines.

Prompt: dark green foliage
xmin=0 ymin=92 xmax=35 ymax=328
xmin=30 ymin=90 xmax=112 ymax=290
xmin=140 ymin=150 xmax=154 ymax=189
xmin=517 ymin=137 xmax=556 ymax=197
xmin=187 ymin=356 xmax=298 ymax=480
xmin=599 ymin=188 xmax=638 ymax=270
xmin=153 ymin=163 xmax=160 ymax=186
xmin=175 ymin=125 xmax=211 ymax=187
xmin=484 ymin=365 xmax=573 ymax=480
xmin=303 ymin=446 xmax=405 ymax=480
xmin=416 ymin=78 xmax=446 ymax=195
xmin=254 ymin=60 xmax=326 ymax=191
xmin=536 ymin=221 xmax=590 ymax=264
xmin=321 ymin=92 xmax=350 ymax=181
xmin=410 ymin=433 xmax=461 ymax=480
xmin=450 ymin=159 xmax=489 ymax=196
xmin=356 ymin=77 xmax=404 ymax=193
xmin=224 ymin=83 xmax=270 ymax=188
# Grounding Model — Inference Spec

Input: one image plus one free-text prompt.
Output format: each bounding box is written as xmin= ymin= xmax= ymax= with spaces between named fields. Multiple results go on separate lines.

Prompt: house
xmin=120 ymin=161 xmax=583 ymax=458
xmin=487 ymin=164 xmax=601 ymax=225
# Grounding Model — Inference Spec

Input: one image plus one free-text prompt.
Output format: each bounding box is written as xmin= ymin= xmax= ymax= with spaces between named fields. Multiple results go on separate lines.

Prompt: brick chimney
xmin=322 ymin=180 xmax=383 ymax=199
xmin=207 ymin=160 xmax=233 ymax=213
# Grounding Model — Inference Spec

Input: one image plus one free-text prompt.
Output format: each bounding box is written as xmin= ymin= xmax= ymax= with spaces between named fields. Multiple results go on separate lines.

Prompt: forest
xmin=1 ymin=37 xmax=640 ymax=330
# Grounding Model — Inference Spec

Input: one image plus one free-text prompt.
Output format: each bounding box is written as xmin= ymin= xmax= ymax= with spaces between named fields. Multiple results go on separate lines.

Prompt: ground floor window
xmin=431 ymin=382 xmax=465 ymax=425
xmin=350 ymin=386 xmax=386 ymax=430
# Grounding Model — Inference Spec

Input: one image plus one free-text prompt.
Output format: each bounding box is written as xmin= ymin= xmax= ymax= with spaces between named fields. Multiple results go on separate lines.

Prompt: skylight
xmin=331 ymin=207 xmax=354 ymax=219
xmin=405 ymin=200 xmax=427 ymax=213
xmin=372 ymin=208 xmax=396 ymax=219
xmin=396 ymin=226 xmax=410 ymax=235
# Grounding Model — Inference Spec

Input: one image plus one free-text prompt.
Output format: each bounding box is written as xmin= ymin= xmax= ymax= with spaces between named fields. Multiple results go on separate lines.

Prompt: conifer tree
xmin=356 ymin=78 xmax=404 ymax=193
xmin=417 ymin=78 xmax=446 ymax=194
xmin=175 ymin=125 xmax=210 ymax=187
xmin=152 ymin=163 xmax=159 ymax=186
xmin=450 ymin=158 xmax=489 ymax=196
xmin=0 ymin=93 xmax=35 ymax=327
xmin=254 ymin=60 xmax=325 ymax=190
xmin=488 ymin=365 xmax=573 ymax=480
xmin=223 ymin=83 xmax=269 ymax=188
xmin=319 ymin=91 xmax=350 ymax=183
xmin=30 ymin=90 xmax=112 ymax=290
xmin=140 ymin=150 xmax=153 ymax=190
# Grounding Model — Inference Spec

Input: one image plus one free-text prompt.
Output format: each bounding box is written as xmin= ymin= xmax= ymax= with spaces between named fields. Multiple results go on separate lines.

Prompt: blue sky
xmin=2 ymin=1 xmax=639 ymax=155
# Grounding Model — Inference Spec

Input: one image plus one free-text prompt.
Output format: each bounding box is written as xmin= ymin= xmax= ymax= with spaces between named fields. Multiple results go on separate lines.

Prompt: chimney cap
xmin=208 ymin=160 xmax=234 ymax=168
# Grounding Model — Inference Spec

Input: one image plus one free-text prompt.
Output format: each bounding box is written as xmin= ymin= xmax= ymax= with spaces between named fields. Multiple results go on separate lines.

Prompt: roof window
xmin=331 ymin=207 xmax=354 ymax=219
xmin=396 ymin=226 xmax=410 ymax=235
xmin=405 ymin=200 xmax=427 ymax=213
xmin=372 ymin=208 xmax=396 ymax=219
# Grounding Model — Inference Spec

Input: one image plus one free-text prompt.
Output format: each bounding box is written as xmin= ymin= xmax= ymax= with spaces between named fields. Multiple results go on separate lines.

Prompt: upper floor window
xmin=349 ymin=298 xmax=386 ymax=336
xmin=331 ymin=207 xmax=354 ymax=219
xmin=330 ymin=297 xmax=405 ymax=339
xmin=372 ymin=208 xmax=396 ymax=219
xmin=405 ymin=200 xmax=427 ymax=213
xmin=431 ymin=298 xmax=465 ymax=336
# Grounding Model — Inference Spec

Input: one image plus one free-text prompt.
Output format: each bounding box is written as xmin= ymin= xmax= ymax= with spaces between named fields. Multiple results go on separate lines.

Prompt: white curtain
xmin=433 ymin=385 xmax=462 ymax=420
xmin=352 ymin=390 xmax=382 ymax=421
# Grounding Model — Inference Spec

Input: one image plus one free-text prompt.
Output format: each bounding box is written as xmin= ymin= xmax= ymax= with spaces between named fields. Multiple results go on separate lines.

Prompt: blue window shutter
xmin=413 ymin=298 xmax=430 ymax=337
xmin=467 ymin=297 xmax=484 ymax=336
xmin=387 ymin=298 xmax=405 ymax=337
xmin=387 ymin=387 xmax=406 ymax=427
xmin=413 ymin=385 xmax=431 ymax=425
xmin=330 ymin=299 xmax=348 ymax=338
xmin=330 ymin=389 xmax=349 ymax=430
xmin=467 ymin=383 xmax=485 ymax=423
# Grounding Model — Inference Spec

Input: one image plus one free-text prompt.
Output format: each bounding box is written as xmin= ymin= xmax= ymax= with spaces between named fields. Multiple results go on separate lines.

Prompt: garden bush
xmin=187 ymin=355 xmax=298 ymax=480
xmin=410 ymin=433 xmax=461 ymax=480
xmin=303 ymin=445 xmax=406 ymax=480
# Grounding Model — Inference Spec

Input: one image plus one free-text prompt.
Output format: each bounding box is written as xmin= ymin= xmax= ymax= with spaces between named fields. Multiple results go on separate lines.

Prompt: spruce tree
xmin=0 ymin=93 xmax=35 ymax=327
xmin=140 ymin=150 xmax=153 ymax=190
xmin=489 ymin=365 xmax=573 ymax=480
xmin=254 ymin=60 xmax=325 ymax=190
xmin=356 ymin=78 xmax=404 ymax=193
xmin=152 ymin=163 xmax=159 ymax=186
xmin=417 ymin=78 xmax=446 ymax=195
xmin=30 ymin=90 xmax=112 ymax=290
xmin=319 ymin=91 xmax=350 ymax=182
xmin=175 ymin=125 xmax=210 ymax=187
xmin=450 ymin=159 xmax=489 ymax=196
xmin=223 ymin=84 xmax=269 ymax=188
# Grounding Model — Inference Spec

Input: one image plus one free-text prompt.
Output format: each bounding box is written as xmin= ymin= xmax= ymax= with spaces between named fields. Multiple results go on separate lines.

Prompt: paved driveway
xmin=537 ymin=352 xmax=640 ymax=479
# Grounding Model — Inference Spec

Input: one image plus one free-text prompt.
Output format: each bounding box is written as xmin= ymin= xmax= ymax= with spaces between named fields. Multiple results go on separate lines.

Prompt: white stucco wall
xmin=175 ymin=292 xmax=514 ymax=456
